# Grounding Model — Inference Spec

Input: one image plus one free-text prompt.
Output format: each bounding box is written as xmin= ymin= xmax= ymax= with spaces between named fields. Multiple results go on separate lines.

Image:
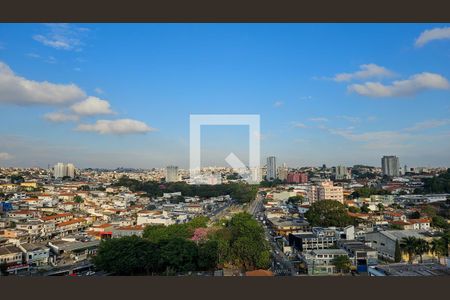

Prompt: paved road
xmin=249 ymin=191 xmax=297 ymax=276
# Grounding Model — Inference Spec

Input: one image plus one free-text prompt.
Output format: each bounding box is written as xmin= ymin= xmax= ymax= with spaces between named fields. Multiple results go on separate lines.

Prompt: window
xmin=380 ymin=243 xmax=385 ymax=246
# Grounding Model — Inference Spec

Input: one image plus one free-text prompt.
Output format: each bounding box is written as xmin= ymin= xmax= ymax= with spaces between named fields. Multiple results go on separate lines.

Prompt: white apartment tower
xmin=381 ymin=156 xmax=400 ymax=177
xmin=166 ymin=166 xmax=179 ymax=182
xmin=266 ymin=156 xmax=277 ymax=181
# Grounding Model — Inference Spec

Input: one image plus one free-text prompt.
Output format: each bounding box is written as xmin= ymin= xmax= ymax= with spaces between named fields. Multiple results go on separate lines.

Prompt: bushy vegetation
xmin=93 ymin=213 xmax=270 ymax=275
xmin=114 ymin=176 xmax=258 ymax=203
xmin=421 ymin=168 xmax=450 ymax=193
xmin=305 ymin=200 xmax=354 ymax=227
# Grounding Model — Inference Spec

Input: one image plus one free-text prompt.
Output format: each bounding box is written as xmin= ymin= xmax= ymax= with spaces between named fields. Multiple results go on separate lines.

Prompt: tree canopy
xmin=305 ymin=200 xmax=354 ymax=227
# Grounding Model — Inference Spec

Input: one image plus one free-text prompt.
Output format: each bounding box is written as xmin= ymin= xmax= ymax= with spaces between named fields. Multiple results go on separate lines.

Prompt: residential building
xmin=318 ymin=180 xmax=344 ymax=203
xmin=18 ymin=243 xmax=50 ymax=266
xmin=287 ymin=172 xmax=308 ymax=184
xmin=165 ymin=166 xmax=179 ymax=182
xmin=335 ymin=165 xmax=351 ymax=180
xmin=381 ymin=156 xmax=400 ymax=177
xmin=266 ymin=156 xmax=277 ymax=181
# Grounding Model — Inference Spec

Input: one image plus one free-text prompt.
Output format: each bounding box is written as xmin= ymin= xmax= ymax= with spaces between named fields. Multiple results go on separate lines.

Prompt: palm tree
xmin=414 ymin=238 xmax=430 ymax=263
xmin=430 ymin=239 xmax=447 ymax=264
xmin=400 ymin=237 xmax=417 ymax=264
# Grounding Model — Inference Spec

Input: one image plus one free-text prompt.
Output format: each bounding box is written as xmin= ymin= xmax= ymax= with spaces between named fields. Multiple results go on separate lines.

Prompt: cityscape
xmin=1 ymin=23 xmax=450 ymax=277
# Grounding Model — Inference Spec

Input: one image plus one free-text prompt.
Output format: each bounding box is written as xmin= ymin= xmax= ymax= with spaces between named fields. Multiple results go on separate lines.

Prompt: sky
xmin=1 ymin=23 xmax=450 ymax=169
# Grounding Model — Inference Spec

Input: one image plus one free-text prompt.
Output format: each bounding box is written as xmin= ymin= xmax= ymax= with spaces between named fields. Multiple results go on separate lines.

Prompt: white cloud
xmin=334 ymin=64 xmax=394 ymax=82
xmin=76 ymin=119 xmax=156 ymax=135
xmin=33 ymin=24 xmax=88 ymax=51
xmin=94 ymin=87 xmax=104 ymax=95
xmin=43 ymin=112 xmax=79 ymax=123
xmin=292 ymin=122 xmax=307 ymax=128
xmin=70 ymin=96 xmax=114 ymax=116
xmin=404 ymin=119 xmax=450 ymax=132
xmin=338 ymin=115 xmax=361 ymax=123
xmin=299 ymin=96 xmax=313 ymax=100
xmin=348 ymin=72 xmax=450 ymax=97
xmin=415 ymin=27 xmax=450 ymax=47
xmin=273 ymin=101 xmax=283 ymax=108
xmin=0 ymin=61 xmax=86 ymax=105
xmin=0 ymin=152 xmax=13 ymax=160
xmin=309 ymin=117 xmax=329 ymax=122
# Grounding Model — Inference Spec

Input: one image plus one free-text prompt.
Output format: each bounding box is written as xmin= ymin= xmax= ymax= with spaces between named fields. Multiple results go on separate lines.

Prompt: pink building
xmin=287 ymin=172 xmax=308 ymax=184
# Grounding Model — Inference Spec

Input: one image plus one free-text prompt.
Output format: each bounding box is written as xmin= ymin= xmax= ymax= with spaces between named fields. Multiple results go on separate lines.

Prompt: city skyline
xmin=1 ymin=24 xmax=450 ymax=168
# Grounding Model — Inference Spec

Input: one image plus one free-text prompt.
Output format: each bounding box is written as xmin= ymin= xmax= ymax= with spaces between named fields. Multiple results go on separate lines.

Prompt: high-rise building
xmin=53 ymin=162 xmax=76 ymax=179
xmin=381 ymin=156 xmax=400 ymax=177
xmin=66 ymin=163 xmax=76 ymax=178
xmin=335 ymin=165 xmax=350 ymax=180
xmin=166 ymin=166 xmax=179 ymax=182
xmin=266 ymin=156 xmax=277 ymax=181
xmin=54 ymin=162 xmax=66 ymax=178
xmin=277 ymin=163 xmax=288 ymax=181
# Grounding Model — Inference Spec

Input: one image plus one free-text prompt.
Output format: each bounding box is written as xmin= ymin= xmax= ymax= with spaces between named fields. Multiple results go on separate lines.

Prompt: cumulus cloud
xmin=348 ymin=72 xmax=450 ymax=97
xmin=0 ymin=61 xmax=86 ymax=105
xmin=43 ymin=112 xmax=79 ymax=123
xmin=75 ymin=119 xmax=156 ymax=135
xmin=70 ymin=96 xmax=114 ymax=116
xmin=415 ymin=27 xmax=450 ymax=47
xmin=0 ymin=152 xmax=13 ymax=160
xmin=33 ymin=24 xmax=88 ymax=51
xmin=334 ymin=64 xmax=394 ymax=82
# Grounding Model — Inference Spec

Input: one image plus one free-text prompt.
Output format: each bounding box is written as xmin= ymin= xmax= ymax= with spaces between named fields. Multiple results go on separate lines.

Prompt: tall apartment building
xmin=287 ymin=172 xmax=308 ymax=184
xmin=53 ymin=163 xmax=76 ymax=179
xmin=381 ymin=156 xmax=400 ymax=177
xmin=266 ymin=156 xmax=277 ymax=181
xmin=165 ymin=166 xmax=179 ymax=182
xmin=277 ymin=163 xmax=288 ymax=181
xmin=318 ymin=180 xmax=344 ymax=203
xmin=335 ymin=165 xmax=350 ymax=180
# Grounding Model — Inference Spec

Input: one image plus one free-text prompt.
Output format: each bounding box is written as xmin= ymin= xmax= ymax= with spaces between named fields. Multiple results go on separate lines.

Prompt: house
xmin=408 ymin=219 xmax=431 ymax=231
xmin=137 ymin=210 xmax=175 ymax=226
xmin=111 ymin=225 xmax=144 ymax=238
xmin=302 ymin=249 xmax=349 ymax=275
xmin=40 ymin=213 xmax=73 ymax=224
xmin=0 ymin=245 xmax=23 ymax=266
xmin=338 ymin=240 xmax=378 ymax=273
xmin=48 ymin=239 xmax=99 ymax=263
xmin=18 ymin=243 xmax=50 ymax=266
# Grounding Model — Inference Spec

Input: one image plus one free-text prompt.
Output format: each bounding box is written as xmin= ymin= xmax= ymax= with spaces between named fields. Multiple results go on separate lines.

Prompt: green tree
xmin=331 ymin=255 xmax=351 ymax=274
xmin=414 ymin=238 xmax=430 ymax=263
xmin=394 ymin=240 xmax=402 ymax=263
xmin=432 ymin=216 xmax=449 ymax=230
xmin=305 ymin=200 xmax=354 ymax=227
xmin=74 ymin=195 xmax=84 ymax=203
xmin=430 ymin=238 xmax=447 ymax=262
xmin=400 ymin=237 xmax=417 ymax=264
xmin=410 ymin=211 xmax=421 ymax=219
xmin=93 ymin=236 xmax=160 ymax=275
xmin=377 ymin=203 xmax=385 ymax=212
xmin=287 ymin=195 xmax=304 ymax=205
xmin=348 ymin=206 xmax=360 ymax=213
xmin=197 ymin=240 xmax=219 ymax=271
xmin=360 ymin=203 xmax=370 ymax=213
xmin=160 ymin=238 xmax=198 ymax=273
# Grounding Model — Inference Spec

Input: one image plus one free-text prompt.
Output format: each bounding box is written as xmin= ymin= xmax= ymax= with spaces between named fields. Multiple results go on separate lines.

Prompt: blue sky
xmin=1 ymin=23 xmax=450 ymax=169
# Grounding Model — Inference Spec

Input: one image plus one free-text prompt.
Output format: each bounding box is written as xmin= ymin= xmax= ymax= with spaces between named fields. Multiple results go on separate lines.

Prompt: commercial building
xmin=302 ymin=249 xmax=349 ymax=275
xmin=381 ymin=156 xmax=400 ymax=177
